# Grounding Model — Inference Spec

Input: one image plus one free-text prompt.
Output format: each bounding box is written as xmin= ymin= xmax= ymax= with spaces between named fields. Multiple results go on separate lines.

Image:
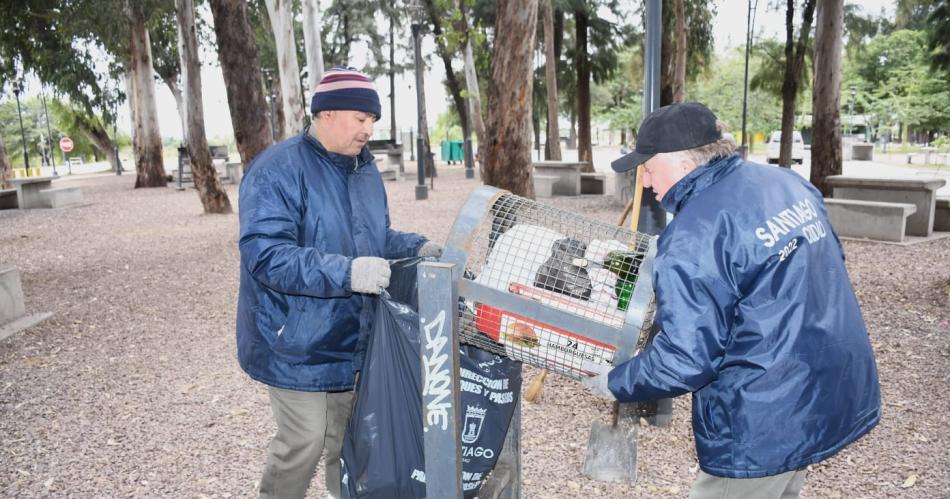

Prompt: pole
xmin=114 ymin=120 xmax=122 ymax=176
xmin=389 ymin=0 xmax=397 ymax=144
xmin=41 ymin=90 xmax=57 ymax=175
xmin=13 ymin=83 xmax=30 ymax=177
xmin=266 ymin=72 xmax=278 ymax=142
xmin=740 ymin=0 xmax=754 ymax=159
xmin=412 ymin=22 xmax=428 ymax=200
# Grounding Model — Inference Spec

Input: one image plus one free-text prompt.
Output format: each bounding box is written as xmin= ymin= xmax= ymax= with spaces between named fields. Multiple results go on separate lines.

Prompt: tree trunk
xmin=424 ymin=0 xmax=470 ymax=162
xmin=0 ymin=133 xmax=10 ymax=189
xmin=484 ymin=0 xmax=538 ymax=198
xmin=265 ymin=0 xmax=305 ymax=137
xmin=301 ymin=0 xmax=325 ymax=95
xmin=163 ymin=75 xmax=189 ymax=145
xmin=177 ymin=0 xmax=233 ymax=214
xmin=810 ymin=0 xmax=843 ymax=196
xmin=209 ymin=0 xmax=274 ymax=168
xmin=541 ymin=0 xmax=561 ymax=160
xmin=76 ymin=120 xmax=120 ymax=174
xmin=673 ymin=0 xmax=687 ymax=103
xmin=463 ymin=39 xmax=487 ymax=172
xmin=568 ymin=111 xmax=576 ymax=149
xmin=128 ymin=1 xmax=167 ymax=188
xmin=778 ymin=0 xmax=816 ymax=168
xmin=575 ymin=9 xmax=593 ymax=170
xmin=660 ymin=0 xmax=674 ymax=106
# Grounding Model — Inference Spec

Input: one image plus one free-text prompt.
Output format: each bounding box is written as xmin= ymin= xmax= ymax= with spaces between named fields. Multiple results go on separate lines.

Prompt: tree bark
xmin=209 ymin=0 xmax=274 ymax=168
xmin=163 ymin=74 xmax=189 ymax=145
xmin=424 ymin=0 xmax=470 ymax=161
xmin=484 ymin=0 xmax=538 ymax=198
xmin=673 ymin=0 xmax=687 ymax=103
xmin=575 ymin=9 xmax=593 ymax=170
xmin=128 ymin=1 xmax=167 ymax=188
xmin=75 ymin=119 xmax=120 ymax=174
xmin=265 ymin=0 xmax=305 ymax=137
xmin=779 ymin=0 xmax=816 ymax=168
xmin=541 ymin=0 xmax=561 ymax=160
xmin=463 ymin=39 xmax=486 ymax=170
xmin=0 ymin=133 xmax=10 ymax=189
xmin=177 ymin=0 xmax=233 ymax=214
xmin=810 ymin=0 xmax=843 ymax=196
xmin=301 ymin=0 xmax=325 ymax=95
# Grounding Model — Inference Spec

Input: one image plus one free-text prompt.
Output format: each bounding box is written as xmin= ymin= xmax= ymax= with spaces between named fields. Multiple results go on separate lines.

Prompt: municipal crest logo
xmin=461 ymin=405 xmax=487 ymax=444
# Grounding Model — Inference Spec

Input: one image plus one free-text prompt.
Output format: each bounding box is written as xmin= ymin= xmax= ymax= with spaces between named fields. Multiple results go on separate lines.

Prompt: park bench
xmin=7 ymin=176 xmax=57 ymax=209
xmin=533 ymin=174 xmax=558 ymax=198
xmin=1 ymin=265 xmax=53 ymax=342
xmin=532 ymin=160 xmax=589 ymax=196
xmin=580 ymin=172 xmax=606 ymax=195
xmin=935 ymin=197 xmax=950 ymax=232
xmin=0 ymin=188 xmax=17 ymax=209
xmin=826 ymin=175 xmax=947 ymax=237
xmin=824 ymin=199 xmax=916 ymax=243
xmin=40 ymin=186 xmax=83 ymax=208
xmin=851 ymin=143 xmax=874 ymax=161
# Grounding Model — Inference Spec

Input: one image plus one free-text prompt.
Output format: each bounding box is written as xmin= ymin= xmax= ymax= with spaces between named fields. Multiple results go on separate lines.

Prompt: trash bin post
xmin=418 ymin=261 xmax=463 ymax=498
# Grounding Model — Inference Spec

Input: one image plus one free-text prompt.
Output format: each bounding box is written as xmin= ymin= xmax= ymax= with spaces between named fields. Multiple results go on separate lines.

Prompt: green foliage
xmin=432 ymin=108 xmax=463 ymax=143
xmin=692 ymin=50 xmax=783 ymax=138
xmin=926 ymin=0 xmax=950 ymax=72
xmin=0 ymin=96 xmax=100 ymax=167
xmin=847 ymin=29 xmax=950 ymax=136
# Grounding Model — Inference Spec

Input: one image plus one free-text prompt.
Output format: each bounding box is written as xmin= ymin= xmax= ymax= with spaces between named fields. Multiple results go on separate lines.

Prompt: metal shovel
xmin=581 ymin=165 xmax=647 ymax=482
xmin=582 ymin=401 xmax=638 ymax=482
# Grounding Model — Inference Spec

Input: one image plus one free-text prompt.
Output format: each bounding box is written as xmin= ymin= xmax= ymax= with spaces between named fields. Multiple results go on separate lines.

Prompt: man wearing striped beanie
xmin=237 ymin=66 xmax=442 ymax=499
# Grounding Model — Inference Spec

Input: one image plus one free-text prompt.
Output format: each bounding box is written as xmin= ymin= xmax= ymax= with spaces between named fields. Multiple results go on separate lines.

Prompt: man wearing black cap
xmin=584 ymin=102 xmax=880 ymax=498
xmin=237 ymin=67 xmax=442 ymax=498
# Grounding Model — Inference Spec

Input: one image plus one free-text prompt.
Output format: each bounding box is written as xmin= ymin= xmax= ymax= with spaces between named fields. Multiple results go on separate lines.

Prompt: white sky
xmin=11 ymin=0 xmax=897 ymax=144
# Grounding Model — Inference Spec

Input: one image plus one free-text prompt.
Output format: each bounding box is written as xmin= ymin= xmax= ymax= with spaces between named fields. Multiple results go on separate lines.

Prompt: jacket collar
xmin=660 ymin=153 xmax=742 ymax=215
xmin=303 ymin=124 xmax=374 ymax=171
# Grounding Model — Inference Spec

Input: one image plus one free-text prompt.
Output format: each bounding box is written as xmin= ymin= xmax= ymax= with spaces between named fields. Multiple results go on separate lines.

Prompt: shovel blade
xmin=582 ymin=422 xmax=638 ymax=482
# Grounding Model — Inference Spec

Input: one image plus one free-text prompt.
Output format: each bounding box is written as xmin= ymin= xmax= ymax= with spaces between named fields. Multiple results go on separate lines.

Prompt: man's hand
xmin=417 ymin=241 xmax=443 ymax=258
xmin=351 ymin=257 xmax=391 ymax=294
xmin=581 ymin=363 xmax=615 ymax=400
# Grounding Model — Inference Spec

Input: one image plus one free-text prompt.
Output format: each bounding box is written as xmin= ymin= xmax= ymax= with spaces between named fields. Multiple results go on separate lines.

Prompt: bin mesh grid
xmin=457 ymin=193 xmax=655 ymax=378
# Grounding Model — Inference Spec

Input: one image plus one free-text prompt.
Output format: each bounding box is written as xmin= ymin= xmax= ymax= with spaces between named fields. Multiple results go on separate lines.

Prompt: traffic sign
xmin=59 ymin=137 xmax=74 ymax=153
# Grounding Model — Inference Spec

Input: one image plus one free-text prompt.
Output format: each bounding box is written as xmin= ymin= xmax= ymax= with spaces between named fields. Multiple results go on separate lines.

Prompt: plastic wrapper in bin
xmin=341 ymin=258 xmax=522 ymax=499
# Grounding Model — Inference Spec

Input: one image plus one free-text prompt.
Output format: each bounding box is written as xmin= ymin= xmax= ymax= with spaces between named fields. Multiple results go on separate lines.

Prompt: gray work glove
xmin=417 ymin=241 xmax=443 ymax=258
xmin=350 ymin=257 xmax=391 ymax=294
xmin=581 ymin=363 xmax=615 ymax=400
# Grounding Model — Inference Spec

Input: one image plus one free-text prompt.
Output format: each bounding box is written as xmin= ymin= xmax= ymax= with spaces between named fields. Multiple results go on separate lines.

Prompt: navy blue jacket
xmin=237 ymin=128 xmax=426 ymax=392
xmin=609 ymin=154 xmax=880 ymax=478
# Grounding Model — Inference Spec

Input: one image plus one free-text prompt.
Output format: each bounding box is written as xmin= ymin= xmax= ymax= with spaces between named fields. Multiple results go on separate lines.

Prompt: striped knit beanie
xmin=310 ymin=67 xmax=381 ymax=121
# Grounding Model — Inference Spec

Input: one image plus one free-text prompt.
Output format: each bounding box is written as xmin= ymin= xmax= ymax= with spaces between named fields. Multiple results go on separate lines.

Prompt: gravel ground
xmin=1 ymin=166 xmax=948 ymax=498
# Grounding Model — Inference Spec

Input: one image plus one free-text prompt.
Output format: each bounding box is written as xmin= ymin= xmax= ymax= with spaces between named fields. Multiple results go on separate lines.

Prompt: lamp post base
xmin=415 ymin=184 xmax=428 ymax=200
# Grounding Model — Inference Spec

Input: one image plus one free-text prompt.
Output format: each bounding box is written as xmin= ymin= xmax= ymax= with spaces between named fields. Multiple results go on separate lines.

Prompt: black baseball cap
xmin=611 ymin=102 xmax=721 ymax=172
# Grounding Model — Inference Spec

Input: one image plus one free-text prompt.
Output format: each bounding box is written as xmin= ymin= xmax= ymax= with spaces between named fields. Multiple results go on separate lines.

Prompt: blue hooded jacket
xmin=608 ymin=154 xmax=880 ymax=478
xmin=237 ymin=127 xmax=426 ymax=392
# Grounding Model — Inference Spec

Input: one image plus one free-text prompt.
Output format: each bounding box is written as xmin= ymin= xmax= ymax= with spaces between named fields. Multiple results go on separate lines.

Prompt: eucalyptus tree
xmin=264 ymin=0 xmax=305 ymax=137
xmin=776 ymin=0 xmax=816 ymax=168
xmin=484 ymin=0 xmax=539 ymax=197
xmin=177 ymin=0 xmax=232 ymax=213
xmin=811 ymin=0 xmax=844 ymax=196
xmin=208 ymin=0 xmax=274 ymax=166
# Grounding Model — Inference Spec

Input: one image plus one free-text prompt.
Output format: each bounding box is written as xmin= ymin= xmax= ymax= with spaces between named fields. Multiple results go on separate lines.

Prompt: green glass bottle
xmin=604 ymin=250 xmax=641 ymax=311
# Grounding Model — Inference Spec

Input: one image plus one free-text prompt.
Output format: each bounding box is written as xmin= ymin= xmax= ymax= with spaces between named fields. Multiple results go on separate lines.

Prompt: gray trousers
xmin=259 ymin=386 xmax=355 ymax=499
xmin=689 ymin=469 xmax=807 ymax=499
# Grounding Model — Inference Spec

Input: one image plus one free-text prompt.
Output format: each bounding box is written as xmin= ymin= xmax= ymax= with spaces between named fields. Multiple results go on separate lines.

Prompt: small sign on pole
xmin=59 ymin=137 xmax=74 ymax=153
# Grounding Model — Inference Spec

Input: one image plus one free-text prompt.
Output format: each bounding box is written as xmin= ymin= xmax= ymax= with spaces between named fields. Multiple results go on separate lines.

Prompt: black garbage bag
xmin=533 ymin=238 xmax=592 ymax=300
xmin=341 ymin=258 xmax=522 ymax=499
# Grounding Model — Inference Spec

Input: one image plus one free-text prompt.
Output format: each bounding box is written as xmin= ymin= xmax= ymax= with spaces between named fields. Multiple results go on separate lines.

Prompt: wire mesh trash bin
xmin=442 ymin=187 xmax=658 ymax=378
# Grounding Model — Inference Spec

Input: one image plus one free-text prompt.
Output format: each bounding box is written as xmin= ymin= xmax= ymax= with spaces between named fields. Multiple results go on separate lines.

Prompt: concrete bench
xmin=825 ymin=198 xmax=916 ymax=243
xmin=379 ymin=169 xmax=401 ymax=181
xmin=826 ymin=175 xmax=947 ymax=237
xmin=1 ymin=265 xmax=53 ymax=342
xmin=0 ymin=188 xmax=17 ymax=210
xmin=851 ymin=143 xmax=874 ymax=161
xmin=7 ymin=176 xmax=57 ymax=209
xmin=580 ymin=172 xmax=606 ymax=195
xmin=533 ymin=174 xmax=558 ymax=198
xmin=41 ymin=186 xmax=83 ymax=208
xmin=532 ymin=161 xmax=589 ymax=196
xmin=935 ymin=197 xmax=950 ymax=232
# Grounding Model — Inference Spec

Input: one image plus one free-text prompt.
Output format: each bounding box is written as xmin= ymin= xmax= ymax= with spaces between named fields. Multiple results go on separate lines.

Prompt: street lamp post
xmin=740 ymin=0 xmax=758 ymax=160
xmin=848 ymin=85 xmax=857 ymax=139
xmin=12 ymin=80 xmax=30 ymax=177
xmin=409 ymin=12 xmax=428 ymax=200
xmin=41 ymin=90 xmax=57 ymax=175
